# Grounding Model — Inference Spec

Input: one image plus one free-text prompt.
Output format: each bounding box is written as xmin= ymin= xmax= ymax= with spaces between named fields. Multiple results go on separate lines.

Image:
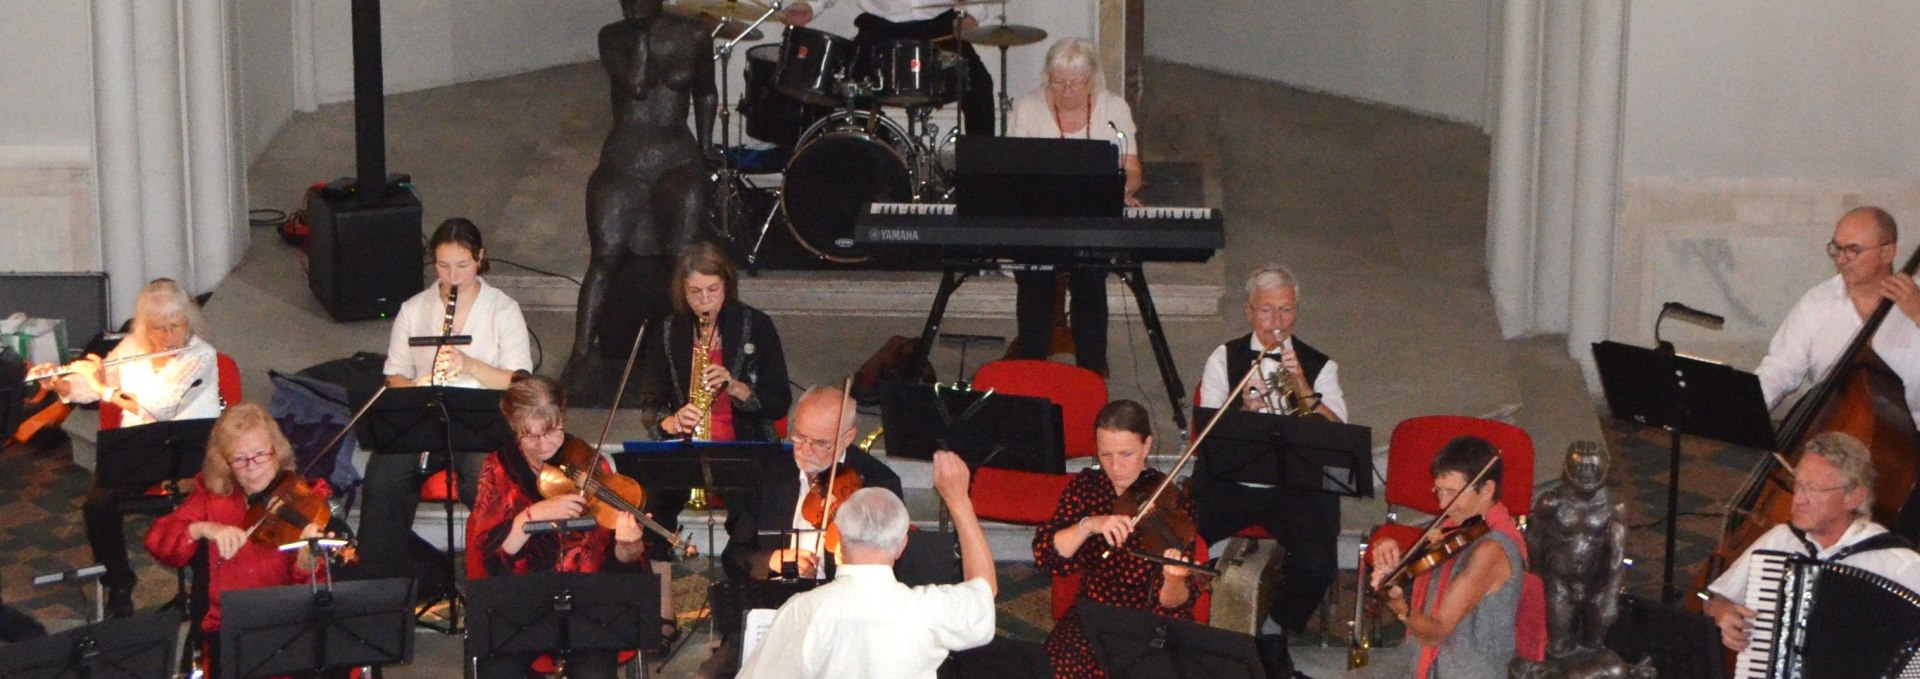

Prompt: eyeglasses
xmin=789 ymin=433 xmax=838 ymax=453
xmin=1432 ymin=486 xmax=1465 ymax=500
xmin=228 ymin=450 xmax=273 ymax=469
xmin=1793 ymin=482 xmax=1851 ymax=495
xmin=1827 ymin=240 xmax=1886 ymax=261
xmin=517 ymin=427 xmax=564 ymax=445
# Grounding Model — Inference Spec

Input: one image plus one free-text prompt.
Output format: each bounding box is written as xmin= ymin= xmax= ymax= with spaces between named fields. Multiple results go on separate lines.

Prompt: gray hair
xmin=1244 ymin=264 xmax=1301 ymax=301
xmin=794 ymin=385 xmax=858 ymax=438
xmin=834 ymin=487 xmax=909 ymax=554
xmin=1803 ymin=431 xmax=1876 ymax=518
xmin=1043 ymin=38 xmax=1103 ymax=88
xmin=133 ymin=278 xmax=206 ymax=345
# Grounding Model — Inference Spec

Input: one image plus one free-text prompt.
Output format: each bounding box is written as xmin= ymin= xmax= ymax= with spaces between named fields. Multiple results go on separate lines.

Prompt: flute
xmin=23 ymin=346 xmax=190 ymax=383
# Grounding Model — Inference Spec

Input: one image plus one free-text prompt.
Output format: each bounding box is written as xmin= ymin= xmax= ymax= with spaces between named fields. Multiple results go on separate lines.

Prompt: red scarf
xmin=1412 ymin=503 xmax=1525 ymax=678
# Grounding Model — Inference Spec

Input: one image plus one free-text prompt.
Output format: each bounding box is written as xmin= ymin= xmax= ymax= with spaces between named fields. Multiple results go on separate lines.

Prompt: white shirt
xmin=736 ymin=564 xmax=995 ymax=679
xmin=1007 ymin=89 xmax=1138 ymax=158
xmin=1197 ymin=335 xmax=1349 ymax=422
xmin=63 ymin=335 xmax=222 ymax=427
xmin=805 ymin=0 xmax=945 ymax=23
xmin=1755 ymin=274 xmax=1920 ymax=424
xmin=1708 ymin=519 xmax=1920 ymax=605
xmin=382 ymin=279 xmax=533 ymax=382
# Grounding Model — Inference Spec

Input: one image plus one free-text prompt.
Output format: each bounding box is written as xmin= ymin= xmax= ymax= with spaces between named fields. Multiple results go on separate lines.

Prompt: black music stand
xmin=96 ymin=418 xmax=216 ymax=616
xmin=1077 ymin=601 xmax=1265 ymax=678
xmin=219 ymin=577 xmax=417 ymax=679
xmin=358 ymin=385 xmax=510 ymax=632
xmin=617 ymin=440 xmax=777 ymax=560
xmin=465 ymin=572 xmax=658 ymax=678
xmin=878 ymin=380 xmax=1066 ymax=474
xmin=896 ymin=530 xmax=961 ymax=587
xmin=707 ymin=579 xmax=818 ymax=677
xmin=1192 ymin=407 xmax=1374 ymax=498
xmin=0 ymin=612 xmax=176 ymax=679
xmin=1592 ymin=340 xmax=1773 ymax=603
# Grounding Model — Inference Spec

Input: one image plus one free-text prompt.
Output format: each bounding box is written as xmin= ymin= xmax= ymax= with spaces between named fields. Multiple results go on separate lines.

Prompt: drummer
xmin=784 ymin=0 xmax=996 ymax=136
xmin=1006 ymin=37 xmax=1141 ymax=376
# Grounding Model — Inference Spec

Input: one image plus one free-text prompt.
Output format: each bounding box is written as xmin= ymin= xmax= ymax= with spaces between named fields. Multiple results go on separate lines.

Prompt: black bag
xmin=851 ymin=336 xmax=935 ymax=406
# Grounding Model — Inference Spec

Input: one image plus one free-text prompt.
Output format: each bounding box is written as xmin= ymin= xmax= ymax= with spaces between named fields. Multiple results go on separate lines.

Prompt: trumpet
xmin=23 ymin=346 xmax=190 ymax=384
xmin=1250 ymin=339 xmax=1319 ymax=418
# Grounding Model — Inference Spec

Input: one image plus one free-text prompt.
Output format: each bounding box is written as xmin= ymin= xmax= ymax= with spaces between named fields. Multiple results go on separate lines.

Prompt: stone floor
xmin=3 ymin=57 xmax=1624 ymax=677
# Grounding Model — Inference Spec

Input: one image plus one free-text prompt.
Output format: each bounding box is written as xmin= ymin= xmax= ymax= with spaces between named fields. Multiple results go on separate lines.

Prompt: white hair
xmin=794 ymin=385 xmax=858 ymax=437
xmin=1244 ymin=264 xmax=1301 ymax=301
xmin=132 ymin=278 xmax=206 ymax=347
xmin=1043 ymin=38 xmax=1103 ymax=89
xmin=834 ymin=488 xmax=909 ymax=555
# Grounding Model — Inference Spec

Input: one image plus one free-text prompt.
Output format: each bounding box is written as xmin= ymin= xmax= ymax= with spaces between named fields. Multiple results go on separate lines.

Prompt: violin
xmin=243 ymin=470 xmax=357 ymax=564
xmin=535 ymin=436 xmax=697 ymax=559
xmin=1108 ymin=480 xmax=1218 ymax=579
xmin=1369 ymin=515 xmax=1491 ymax=598
xmin=799 ymin=462 xmax=865 ymax=556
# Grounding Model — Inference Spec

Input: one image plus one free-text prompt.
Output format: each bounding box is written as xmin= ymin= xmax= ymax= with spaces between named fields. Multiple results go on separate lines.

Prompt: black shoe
xmin=1255 ymin=633 xmax=1293 ymax=679
xmin=105 ymin=587 xmax=134 ymax=619
xmin=650 ymin=617 xmax=682 ymax=655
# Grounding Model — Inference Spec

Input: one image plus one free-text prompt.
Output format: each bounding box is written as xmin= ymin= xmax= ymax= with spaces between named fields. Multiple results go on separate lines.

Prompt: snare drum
xmin=781 ymin=111 xmax=917 ymax=263
xmin=869 ymin=40 xmax=966 ymax=108
xmin=775 ymin=26 xmax=859 ymax=107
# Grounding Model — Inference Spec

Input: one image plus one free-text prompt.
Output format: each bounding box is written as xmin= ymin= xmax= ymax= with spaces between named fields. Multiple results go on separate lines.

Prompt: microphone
xmin=1107 ymin=121 xmax=1128 ymax=156
xmin=1661 ymin=302 xmax=1725 ymax=330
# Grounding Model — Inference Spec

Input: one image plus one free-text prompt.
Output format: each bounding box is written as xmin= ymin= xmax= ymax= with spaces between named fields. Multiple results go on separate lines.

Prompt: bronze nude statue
xmin=564 ymin=0 xmax=718 ymax=404
xmin=1511 ymin=441 xmax=1654 ymax=678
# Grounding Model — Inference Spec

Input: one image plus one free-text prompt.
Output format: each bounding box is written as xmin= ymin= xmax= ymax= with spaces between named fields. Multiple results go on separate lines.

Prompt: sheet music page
xmin=740 ymin=608 xmax=778 ymax=663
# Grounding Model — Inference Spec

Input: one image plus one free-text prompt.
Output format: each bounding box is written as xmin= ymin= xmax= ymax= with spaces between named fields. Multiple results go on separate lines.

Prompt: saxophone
xmin=687 ymin=313 xmax=720 ymax=441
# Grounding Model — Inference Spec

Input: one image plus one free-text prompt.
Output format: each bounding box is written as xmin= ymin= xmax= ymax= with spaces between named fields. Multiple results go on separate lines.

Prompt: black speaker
xmin=306 ymin=189 xmax=422 ymax=322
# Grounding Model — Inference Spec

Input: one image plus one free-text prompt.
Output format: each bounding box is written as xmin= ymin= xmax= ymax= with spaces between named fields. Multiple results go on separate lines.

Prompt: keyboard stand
xmin=908 ymin=258 xmax=1192 ymax=431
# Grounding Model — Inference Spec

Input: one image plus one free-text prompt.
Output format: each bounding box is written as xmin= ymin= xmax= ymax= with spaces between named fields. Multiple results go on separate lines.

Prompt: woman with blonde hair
xmin=38 ymin=278 xmax=223 ymax=618
xmin=146 ymin=403 xmax=336 ymax=679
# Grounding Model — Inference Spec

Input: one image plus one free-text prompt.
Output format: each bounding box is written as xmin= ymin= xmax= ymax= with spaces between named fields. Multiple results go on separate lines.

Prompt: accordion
xmin=1734 ymin=550 xmax=1920 ymax=679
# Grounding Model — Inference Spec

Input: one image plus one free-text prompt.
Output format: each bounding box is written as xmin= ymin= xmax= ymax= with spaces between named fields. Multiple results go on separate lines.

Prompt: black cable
xmin=529 ymin=325 xmax=544 ymax=374
xmin=491 ymin=257 xmax=583 ymax=288
xmin=248 ymin=208 xmax=289 ymax=228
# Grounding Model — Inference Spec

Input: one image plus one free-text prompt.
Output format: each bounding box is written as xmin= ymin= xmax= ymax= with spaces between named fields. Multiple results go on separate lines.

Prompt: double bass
xmin=1700 ymin=247 xmax=1920 ymax=594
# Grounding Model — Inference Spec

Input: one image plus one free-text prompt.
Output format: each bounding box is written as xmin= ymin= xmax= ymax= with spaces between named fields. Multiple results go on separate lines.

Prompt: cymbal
xmin=667 ymin=0 xmax=783 ymax=26
xmin=961 ymin=23 xmax=1047 ymax=47
xmin=669 ymin=9 xmax=767 ymax=41
xmin=912 ymin=0 xmax=1007 ymax=9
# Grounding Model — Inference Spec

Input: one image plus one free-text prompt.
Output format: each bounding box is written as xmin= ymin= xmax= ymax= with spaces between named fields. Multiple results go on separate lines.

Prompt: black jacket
xmin=721 ymin=445 xmax=904 ymax=580
xmin=641 ymin=301 xmax=791 ymax=443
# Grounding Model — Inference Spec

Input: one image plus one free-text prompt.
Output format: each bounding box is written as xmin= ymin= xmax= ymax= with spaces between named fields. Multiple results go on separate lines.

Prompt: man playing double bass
xmin=1756 ymin=206 xmax=1920 ymax=427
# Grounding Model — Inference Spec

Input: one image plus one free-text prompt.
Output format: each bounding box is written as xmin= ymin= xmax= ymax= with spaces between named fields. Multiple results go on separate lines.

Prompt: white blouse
xmin=382 ymin=278 xmax=533 ymax=382
xmin=1008 ymin=88 xmax=1139 ymax=157
xmin=63 ymin=335 xmax=222 ymax=427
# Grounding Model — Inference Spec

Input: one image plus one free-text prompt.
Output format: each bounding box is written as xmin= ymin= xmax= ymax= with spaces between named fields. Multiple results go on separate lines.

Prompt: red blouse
xmin=145 ymin=476 xmax=328 ymax=632
xmin=1033 ymin=468 xmax=1199 ymax=678
xmin=465 ymin=446 xmax=616 ymax=579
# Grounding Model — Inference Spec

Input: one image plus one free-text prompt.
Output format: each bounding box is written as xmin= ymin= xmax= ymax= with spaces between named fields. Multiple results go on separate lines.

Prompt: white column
xmin=1566 ymin=0 xmax=1629 ymax=387
xmin=1487 ymin=0 xmax=1542 ymax=338
xmin=1531 ymin=0 xmax=1583 ymax=334
xmin=131 ymin=0 xmax=189 ymax=287
xmin=183 ymin=0 xmax=246 ymax=293
xmin=91 ymin=0 xmax=144 ymax=322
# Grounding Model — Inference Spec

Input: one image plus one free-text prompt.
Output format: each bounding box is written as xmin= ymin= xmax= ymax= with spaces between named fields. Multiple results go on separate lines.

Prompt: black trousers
xmin=83 ymin=485 xmax=153 ymax=591
xmin=854 ymin=11 xmax=997 ymax=137
xmin=1013 ymin=269 xmax=1109 ymax=375
xmin=353 ymin=450 xmax=486 ymax=580
xmin=1192 ymin=481 xmax=1340 ymax=632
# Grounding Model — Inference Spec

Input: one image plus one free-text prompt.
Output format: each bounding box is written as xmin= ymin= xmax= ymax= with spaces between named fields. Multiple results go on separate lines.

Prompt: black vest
xmin=1223 ymin=333 xmax=1331 ymax=396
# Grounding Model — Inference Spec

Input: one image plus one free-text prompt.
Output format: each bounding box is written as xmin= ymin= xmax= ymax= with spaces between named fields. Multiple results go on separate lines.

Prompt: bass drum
xmin=781 ymin=112 xmax=916 ymax=263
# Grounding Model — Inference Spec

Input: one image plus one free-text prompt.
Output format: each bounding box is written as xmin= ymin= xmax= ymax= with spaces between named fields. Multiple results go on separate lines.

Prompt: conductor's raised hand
xmin=931 ymin=450 xmax=971 ymax=501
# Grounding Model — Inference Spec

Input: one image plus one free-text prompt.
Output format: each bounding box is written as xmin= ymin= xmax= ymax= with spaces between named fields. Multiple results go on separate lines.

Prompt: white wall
xmin=1144 ymin=0 xmax=1496 ymax=127
xmin=309 ymin=0 xmax=612 ymax=103
xmin=236 ymin=0 xmax=299 ymax=165
xmin=0 ymin=0 xmax=98 ymax=274
xmin=1622 ymin=2 xmax=1920 ymax=179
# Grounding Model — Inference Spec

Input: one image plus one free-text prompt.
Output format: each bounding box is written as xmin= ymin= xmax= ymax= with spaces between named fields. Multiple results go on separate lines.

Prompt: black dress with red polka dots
xmin=1033 ymin=467 xmax=1200 ymax=678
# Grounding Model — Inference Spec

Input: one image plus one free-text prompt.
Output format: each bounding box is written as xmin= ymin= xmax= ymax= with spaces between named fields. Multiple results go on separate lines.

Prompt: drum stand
xmin=905 ymin=106 xmax=956 ymax=202
xmin=708 ymin=2 xmax=784 ymax=267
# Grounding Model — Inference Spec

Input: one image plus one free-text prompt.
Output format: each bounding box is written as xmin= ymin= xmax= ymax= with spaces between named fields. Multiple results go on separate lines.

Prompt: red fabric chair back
xmin=970 ymin=467 xmax=1072 ymax=526
xmin=1384 ymin=416 xmax=1534 ymax=518
xmin=99 ymin=352 xmax=243 ymax=431
xmin=971 ymin=360 xmax=1107 ymax=459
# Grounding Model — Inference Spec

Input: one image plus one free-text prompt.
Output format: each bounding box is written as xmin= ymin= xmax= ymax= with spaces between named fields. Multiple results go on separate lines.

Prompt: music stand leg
xmin=1662 ymin=425 xmax=1682 ymax=604
xmin=1115 ymin=265 xmax=1190 ymax=431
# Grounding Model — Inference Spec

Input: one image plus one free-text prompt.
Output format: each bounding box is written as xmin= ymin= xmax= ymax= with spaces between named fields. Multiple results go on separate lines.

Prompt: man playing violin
xmin=722 ymin=385 xmax=902 ymax=581
xmin=145 ymin=403 xmax=340 ymax=679
xmin=1369 ymin=436 xmax=1527 ymax=679
xmin=466 ymin=374 xmax=645 ymax=679
xmin=1191 ymin=264 xmax=1346 ymax=677
xmin=1035 ymin=400 xmax=1201 ymax=678
xmin=736 ymin=451 xmax=997 ymax=679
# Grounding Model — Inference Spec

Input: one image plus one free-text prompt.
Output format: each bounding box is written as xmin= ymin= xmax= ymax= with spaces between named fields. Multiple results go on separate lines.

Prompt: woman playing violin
xmin=1034 ymin=400 xmax=1201 ymax=678
xmin=1368 ymin=436 xmax=1526 ymax=679
xmin=466 ymin=373 xmax=644 ymax=678
xmin=144 ymin=403 xmax=336 ymax=679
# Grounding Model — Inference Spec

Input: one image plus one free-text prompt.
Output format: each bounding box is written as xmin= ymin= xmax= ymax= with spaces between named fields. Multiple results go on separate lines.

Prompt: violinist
xmin=1368 ymin=436 xmax=1527 ymax=679
xmin=722 ymin=385 xmax=902 ymax=581
xmin=736 ymin=452 xmax=997 ymax=679
xmin=41 ymin=278 xmax=222 ymax=619
xmin=466 ymin=374 xmax=644 ymax=679
xmin=1034 ymin=400 xmax=1201 ymax=679
xmin=639 ymin=241 xmax=790 ymax=636
xmin=144 ymin=403 xmax=337 ymax=679
xmin=1191 ymin=264 xmax=1345 ymax=676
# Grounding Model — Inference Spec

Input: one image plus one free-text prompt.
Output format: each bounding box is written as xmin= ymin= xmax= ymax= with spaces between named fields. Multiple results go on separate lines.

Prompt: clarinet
xmin=430 ymin=284 xmax=458 ymax=386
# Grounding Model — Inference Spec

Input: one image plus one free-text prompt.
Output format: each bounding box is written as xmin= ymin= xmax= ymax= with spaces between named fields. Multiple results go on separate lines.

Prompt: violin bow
xmin=584 ymin=320 xmax=694 ymax=555
xmin=812 ymin=375 xmax=855 ymax=560
xmin=1374 ymin=452 xmax=1500 ymax=591
xmin=243 ymin=383 xmax=393 ymax=540
xmin=1122 ymin=356 xmax=1273 ymax=532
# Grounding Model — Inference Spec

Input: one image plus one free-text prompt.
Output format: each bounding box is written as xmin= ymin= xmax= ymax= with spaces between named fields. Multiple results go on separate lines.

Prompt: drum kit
xmin=670 ymin=0 xmax=1049 ymax=265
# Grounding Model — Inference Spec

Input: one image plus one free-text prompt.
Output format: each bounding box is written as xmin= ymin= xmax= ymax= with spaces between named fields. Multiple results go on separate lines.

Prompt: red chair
xmin=971 ymin=360 xmax=1107 ymax=459
xmin=1364 ymin=415 xmax=1544 ymax=661
xmin=970 ymin=467 xmax=1073 ymax=526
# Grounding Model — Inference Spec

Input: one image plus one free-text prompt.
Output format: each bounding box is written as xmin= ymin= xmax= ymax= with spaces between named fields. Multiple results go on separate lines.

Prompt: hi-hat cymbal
xmin=669 ymin=9 xmax=767 ymax=41
xmin=667 ymin=0 xmax=783 ymax=26
xmin=961 ymin=23 xmax=1046 ymax=47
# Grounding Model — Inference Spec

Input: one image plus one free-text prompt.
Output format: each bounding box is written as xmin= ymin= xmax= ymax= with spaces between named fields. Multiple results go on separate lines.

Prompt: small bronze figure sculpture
xmin=564 ymin=0 xmax=718 ymax=404
xmin=1511 ymin=441 xmax=1654 ymax=678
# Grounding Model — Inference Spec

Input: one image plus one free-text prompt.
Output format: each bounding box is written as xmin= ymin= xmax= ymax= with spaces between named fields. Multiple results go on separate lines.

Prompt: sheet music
xmin=740 ymin=608 xmax=778 ymax=665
